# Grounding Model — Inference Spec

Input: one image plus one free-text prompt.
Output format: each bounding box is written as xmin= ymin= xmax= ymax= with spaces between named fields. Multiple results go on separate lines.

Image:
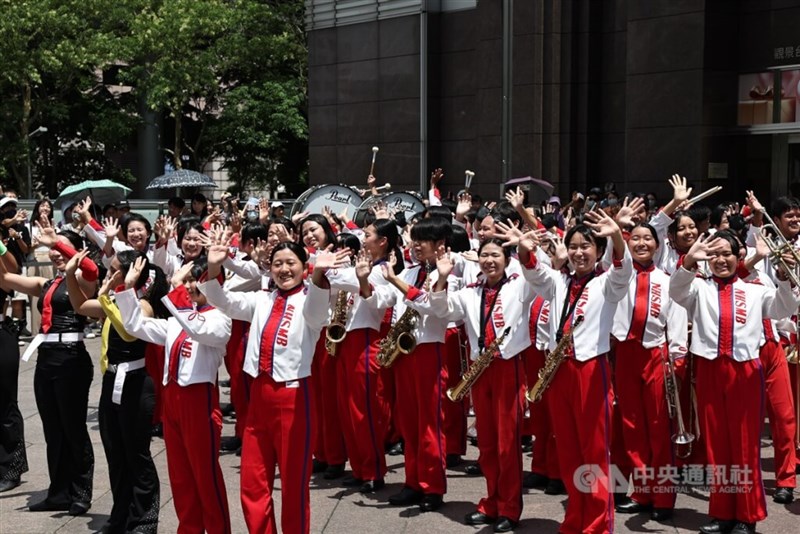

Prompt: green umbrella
xmin=55 ymin=179 xmax=132 ymax=211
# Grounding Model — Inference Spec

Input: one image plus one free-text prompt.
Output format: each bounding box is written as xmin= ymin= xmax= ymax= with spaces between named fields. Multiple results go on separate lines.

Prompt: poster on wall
xmin=737 ymin=70 xmax=800 ymax=125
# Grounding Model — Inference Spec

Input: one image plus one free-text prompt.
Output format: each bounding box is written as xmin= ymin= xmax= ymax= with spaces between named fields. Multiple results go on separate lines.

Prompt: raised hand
xmin=291 ymin=210 xmax=309 ymax=226
xmin=684 ymin=234 xmax=723 ymax=268
xmin=314 ymin=248 xmax=352 ymax=271
xmin=103 ymin=217 xmax=121 ymax=240
xmin=745 ymin=190 xmax=764 ymax=213
xmin=367 ymin=174 xmax=377 ymax=188
xmin=455 ymin=192 xmax=472 ymax=221
xmin=171 ymin=261 xmax=194 ymax=289
xmin=125 ymin=256 xmax=147 ymax=289
xmin=355 ymin=248 xmax=373 ymax=280
xmin=252 ymin=238 xmax=274 ymax=269
xmin=258 ymin=197 xmax=270 ymax=223
xmin=505 ymin=186 xmax=525 ymax=210
xmin=34 ymin=220 xmax=58 ymax=248
xmin=380 ymin=250 xmax=399 ymax=281
xmin=584 ymin=209 xmax=621 ymax=238
xmin=494 ymin=220 xmax=523 ymax=247
xmin=517 ymin=230 xmax=542 ymax=256
xmin=669 ymin=174 xmax=692 ymax=204
xmin=430 ymin=168 xmax=444 ymax=187
xmin=615 ymin=196 xmax=646 ymax=228
xmin=207 ymin=243 xmax=231 ymax=267
xmin=65 ymin=249 xmax=89 ymax=276
xmin=99 ymin=269 xmax=124 ymax=296
xmin=435 ymin=245 xmax=455 ymax=280
xmin=371 ymin=200 xmax=390 ymax=220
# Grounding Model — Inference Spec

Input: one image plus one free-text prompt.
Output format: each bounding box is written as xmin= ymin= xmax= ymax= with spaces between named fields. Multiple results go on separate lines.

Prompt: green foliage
xmin=0 ymin=0 xmax=308 ymax=197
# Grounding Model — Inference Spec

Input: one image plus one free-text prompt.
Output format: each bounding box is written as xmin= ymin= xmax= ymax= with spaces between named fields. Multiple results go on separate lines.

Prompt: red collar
xmin=277 ymin=283 xmax=305 ymax=298
xmin=633 ymin=261 xmax=655 ymax=274
xmin=712 ymin=274 xmax=738 ymax=287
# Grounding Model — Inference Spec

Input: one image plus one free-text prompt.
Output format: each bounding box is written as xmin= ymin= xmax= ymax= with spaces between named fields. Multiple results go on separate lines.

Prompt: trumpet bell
xmin=672 ymin=432 xmax=695 ymax=445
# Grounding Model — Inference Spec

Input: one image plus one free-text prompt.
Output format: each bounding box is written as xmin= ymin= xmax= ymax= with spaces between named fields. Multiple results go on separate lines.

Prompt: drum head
xmin=291 ymin=184 xmax=364 ymax=220
xmin=355 ymin=191 xmax=425 ymax=226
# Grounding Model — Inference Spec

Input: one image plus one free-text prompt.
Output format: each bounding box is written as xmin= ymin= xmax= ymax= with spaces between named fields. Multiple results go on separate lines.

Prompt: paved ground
xmin=1 ymin=336 xmax=799 ymax=533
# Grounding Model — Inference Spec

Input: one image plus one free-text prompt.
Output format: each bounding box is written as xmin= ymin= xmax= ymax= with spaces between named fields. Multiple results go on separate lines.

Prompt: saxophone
xmin=325 ymin=290 xmax=349 ymax=357
xmin=376 ymin=307 xmax=418 ymax=367
xmin=446 ymin=328 xmax=511 ymax=402
xmin=526 ymin=315 xmax=584 ymax=403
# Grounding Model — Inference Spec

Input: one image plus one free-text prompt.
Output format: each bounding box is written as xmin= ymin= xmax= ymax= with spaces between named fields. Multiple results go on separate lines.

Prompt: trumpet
xmin=662 ymin=350 xmax=695 ymax=454
xmin=758 ymin=209 xmax=800 ymax=287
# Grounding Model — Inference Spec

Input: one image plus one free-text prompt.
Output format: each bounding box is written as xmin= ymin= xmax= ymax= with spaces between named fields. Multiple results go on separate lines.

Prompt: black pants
xmin=0 ymin=326 xmax=27 ymax=481
xmin=99 ymin=368 xmax=160 ymax=533
xmin=33 ymin=345 xmax=94 ymax=505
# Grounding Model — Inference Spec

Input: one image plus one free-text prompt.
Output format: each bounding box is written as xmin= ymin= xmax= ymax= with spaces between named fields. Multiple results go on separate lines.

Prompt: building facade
xmin=306 ymin=0 xmax=800 ymax=206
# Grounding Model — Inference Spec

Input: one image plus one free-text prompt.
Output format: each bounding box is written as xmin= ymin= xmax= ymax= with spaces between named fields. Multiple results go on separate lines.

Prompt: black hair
xmin=564 ymin=224 xmax=607 ymax=256
xmin=168 ymin=196 xmax=185 ymax=209
xmin=241 ymin=223 xmax=269 ymax=245
xmin=540 ymin=213 xmax=558 ymax=230
xmin=450 ymin=225 xmax=471 ymax=253
xmin=30 ymin=199 xmax=54 ymax=226
xmin=471 ymin=194 xmax=483 ymax=205
xmin=371 ymin=218 xmax=404 ymax=274
xmin=771 ymin=196 xmax=800 ymax=218
xmin=190 ymin=256 xmax=216 ymax=282
xmin=270 ymin=241 xmax=308 ymax=264
xmin=712 ymin=229 xmax=741 ymax=258
xmin=57 ymin=230 xmax=84 ymax=251
xmin=410 ymin=216 xmax=452 ymax=244
xmin=710 ymin=204 xmax=731 ymax=228
xmin=190 ymin=193 xmax=208 ymax=217
xmin=478 ymin=237 xmax=511 ymax=261
xmin=426 ymin=205 xmax=453 ymax=220
xmin=116 ymin=250 xmax=170 ymax=319
xmin=298 ymin=214 xmax=336 ymax=249
xmin=688 ymin=205 xmax=711 ymax=225
xmin=268 ymin=216 xmax=296 ymax=234
xmin=336 ymin=232 xmax=361 ymax=255
xmin=629 ymin=222 xmax=660 ymax=248
xmin=667 ymin=211 xmax=695 ymax=237
xmin=489 ymin=201 xmax=522 ymax=228
xmin=727 ymin=214 xmax=748 ymax=243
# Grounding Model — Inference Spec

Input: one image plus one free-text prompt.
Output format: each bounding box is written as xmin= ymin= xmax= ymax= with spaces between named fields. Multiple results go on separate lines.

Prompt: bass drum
xmin=355 ymin=191 xmax=426 ymax=226
xmin=291 ymin=184 xmax=364 ymax=221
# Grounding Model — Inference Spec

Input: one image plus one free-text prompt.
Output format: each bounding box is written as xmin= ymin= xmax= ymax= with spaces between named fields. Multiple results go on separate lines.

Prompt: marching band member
xmin=201 ymin=241 xmax=345 ymax=534
xmin=299 ymin=214 xmax=348 ymax=479
xmin=649 ymin=175 xmax=698 ymax=275
xmin=0 ymin=224 xmax=98 ymax=515
xmin=323 ymin=218 xmax=401 ymax=493
xmin=669 ymin=230 xmax=799 ymax=534
xmin=611 ymin=223 xmax=688 ymax=521
xmin=63 ymin=250 xmax=165 ymax=533
xmin=431 ymin=237 xmax=538 ymax=532
xmin=116 ymin=256 xmax=232 ymax=534
xmin=359 ymin=216 xmax=456 ymax=512
xmin=518 ymin=210 xmax=633 ymax=534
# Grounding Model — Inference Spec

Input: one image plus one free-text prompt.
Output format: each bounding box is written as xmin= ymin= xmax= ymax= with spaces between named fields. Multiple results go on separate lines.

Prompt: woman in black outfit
xmin=0 ymin=224 xmax=98 ymax=515
xmin=65 ymin=249 xmax=167 ymax=533
xmin=0 ymin=239 xmax=27 ymax=492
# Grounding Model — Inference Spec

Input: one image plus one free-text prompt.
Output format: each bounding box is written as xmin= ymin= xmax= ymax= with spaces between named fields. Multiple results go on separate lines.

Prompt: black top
xmin=37 ymin=277 xmax=86 ymax=335
xmin=107 ymin=324 xmax=147 ymax=365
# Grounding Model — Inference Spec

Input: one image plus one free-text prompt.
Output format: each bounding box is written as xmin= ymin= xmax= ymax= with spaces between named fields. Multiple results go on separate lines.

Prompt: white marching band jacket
xmin=199 ymin=278 xmax=330 ymax=381
xmin=115 ymin=286 xmax=231 ymax=386
xmin=668 ymin=265 xmax=800 ymax=361
xmin=364 ymin=264 xmax=459 ymax=344
xmin=612 ymin=264 xmax=689 ymax=359
xmin=522 ymin=248 xmax=634 ymax=361
xmin=429 ymin=271 xmax=535 ymax=361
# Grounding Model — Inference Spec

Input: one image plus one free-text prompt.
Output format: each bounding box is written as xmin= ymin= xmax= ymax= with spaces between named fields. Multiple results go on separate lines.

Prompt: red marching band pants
xmin=240 ymin=373 xmax=314 ymax=534
xmin=614 ymin=340 xmax=676 ymax=508
xmin=311 ymin=330 xmax=347 ymax=466
xmin=547 ymin=356 xmax=615 ymax=534
xmin=522 ymin=346 xmax=560 ymax=480
xmin=442 ymin=326 xmax=469 ymax=456
xmin=779 ymin=337 xmax=800 ymax=473
xmin=392 ymin=341 xmax=448 ymax=495
xmin=695 ymin=356 xmax=767 ymax=524
xmin=335 ymin=327 xmax=391 ymax=482
xmin=162 ymin=382 xmax=231 ymax=534
xmin=472 ymin=355 xmax=525 ymax=521
xmin=761 ymin=339 xmax=797 ymax=489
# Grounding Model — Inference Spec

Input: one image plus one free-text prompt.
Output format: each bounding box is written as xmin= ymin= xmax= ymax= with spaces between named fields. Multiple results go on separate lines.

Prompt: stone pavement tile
xmin=2 ymin=336 xmax=799 ymax=533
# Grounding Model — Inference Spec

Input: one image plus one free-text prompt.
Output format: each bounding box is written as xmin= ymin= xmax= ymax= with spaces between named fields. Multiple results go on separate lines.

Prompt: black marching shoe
xmin=388 ymin=486 xmax=424 ymax=506
xmin=464 ymin=510 xmax=495 ymax=525
xmin=0 ymin=477 xmax=20 ymax=492
xmin=773 ymin=486 xmax=794 ymax=504
xmin=323 ymin=463 xmax=346 ymax=480
xmin=312 ymin=459 xmax=328 ymax=474
xmin=729 ymin=522 xmax=756 ymax=534
xmin=341 ymin=474 xmax=363 ymax=487
xmin=698 ymin=519 xmax=736 ymax=534
xmin=446 ymin=453 xmax=463 ymax=468
xmin=151 ymin=423 xmax=163 ymax=438
xmin=615 ymin=499 xmax=652 ymax=514
xmin=464 ymin=463 xmax=483 ymax=476
xmin=29 ymin=499 xmax=71 ymax=512
xmin=386 ymin=440 xmax=404 ymax=456
xmin=522 ymin=472 xmax=548 ymax=489
xmin=220 ymin=436 xmax=242 ymax=452
xmin=544 ymin=479 xmax=565 ymax=495
xmin=494 ymin=516 xmax=517 ymax=532
xmin=651 ymin=508 xmax=673 ymax=522
xmin=521 ymin=435 xmax=533 ymax=453
xmin=68 ymin=501 xmax=91 ymax=516
xmin=419 ymin=493 xmax=443 ymax=512
xmin=359 ymin=479 xmax=384 ymax=494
